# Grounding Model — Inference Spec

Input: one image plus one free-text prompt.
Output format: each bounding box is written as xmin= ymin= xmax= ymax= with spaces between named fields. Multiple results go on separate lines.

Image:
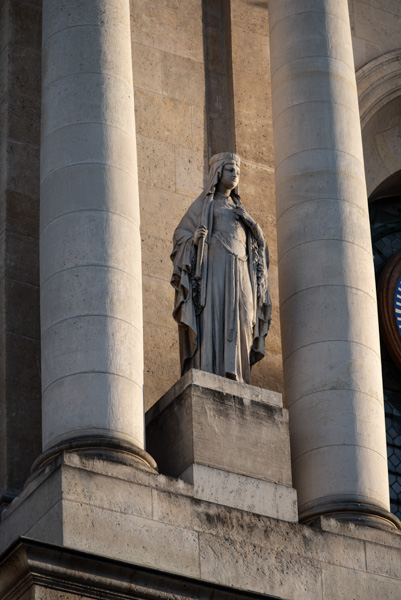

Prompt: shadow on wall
xmin=202 ymin=0 xmax=234 ymax=161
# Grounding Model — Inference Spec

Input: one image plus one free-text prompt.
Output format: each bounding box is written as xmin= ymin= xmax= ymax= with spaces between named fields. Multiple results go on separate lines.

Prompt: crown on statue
xmin=209 ymin=152 xmax=241 ymax=167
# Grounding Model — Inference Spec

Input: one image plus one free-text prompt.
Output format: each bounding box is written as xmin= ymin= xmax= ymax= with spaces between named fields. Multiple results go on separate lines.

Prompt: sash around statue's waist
xmin=212 ymin=232 xmax=247 ymax=261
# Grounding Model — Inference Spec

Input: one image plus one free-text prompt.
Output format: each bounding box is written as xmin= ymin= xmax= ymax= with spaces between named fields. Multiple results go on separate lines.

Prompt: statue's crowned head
xmin=204 ymin=152 xmax=241 ymax=197
xmin=209 ymin=152 xmax=240 ymax=169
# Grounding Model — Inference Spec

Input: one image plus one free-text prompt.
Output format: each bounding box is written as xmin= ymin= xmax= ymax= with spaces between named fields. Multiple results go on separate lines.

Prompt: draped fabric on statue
xmin=171 ymin=153 xmax=271 ymax=384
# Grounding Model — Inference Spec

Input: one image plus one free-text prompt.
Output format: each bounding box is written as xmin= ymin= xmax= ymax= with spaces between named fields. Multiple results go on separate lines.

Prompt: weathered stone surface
xmin=175 ymin=147 xmax=206 ymax=197
xmin=365 ymin=540 xmax=401 ymax=579
xmin=0 ymin=1 xmax=41 ymax=504
xmin=191 ymin=103 xmax=208 ymax=153
xmin=361 ymin=96 xmax=401 ymax=197
xmin=0 ymin=190 xmax=39 ymax=239
xmin=0 ymin=379 xmax=41 ymax=496
xmin=234 ymin=115 xmax=274 ymax=165
xmin=0 ymin=468 xmax=62 ymax=554
xmin=130 ymin=0 xmax=283 ymax=406
xmin=137 ymin=136 xmax=176 ymax=191
xmin=40 ymin=166 xmax=140 ymax=232
xmin=204 ymin=25 xmax=226 ymax=75
xmin=131 ymin=0 xmax=203 ymax=62
xmin=63 ymin=500 xmax=200 ymax=577
xmin=149 ymin=368 xmax=283 ymax=418
xmin=152 ymin=486 xmax=370 ymax=573
xmin=7 ymin=45 xmax=41 ymax=100
xmin=231 ymin=26 xmax=270 ymax=77
xmin=322 ymin=562 xmax=401 ymax=599
xmin=1 ymin=453 xmax=401 ymax=600
xmin=5 ymin=141 xmax=39 ymax=198
xmin=4 ymin=279 xmax=39 ymax=340
xmin=7 ymin=1 xmax=41 ymax=51
xmin=146 ymin=371 xmax=292 ymax=486
xmin=7 ymin=95 xmax=40 ymax=146
xmin=135 ymin=89 xmax=192 ymax=147
xmin=199 ymin=531 xmax=322 ymax=600
xmin=139 ymin=184 xmax=192 ymax=240
xmin=231 ymin=0 xmax=268 ymax=35
xmin=62 ymin=465 xmax=153 ymax=520
xmin=2 ymin=331 xmax=40 ymax=394
xmin=316 ymin=515 xmax=401 ymax=547
xmin=0 ymin=539 xmax=278 ymax=600
xmin=132 ymin=42 xmax=163 ymax=93
xmin=25 ymin=500 xmax=63 ymax=544
xmin=233 ymin=71 xmax=271 ymax=120
xmin=1 ymin=230 xmax=38 ymax=285
xmin=141 ymin=231 xmax=176 ymax=280
xmin=162 ymin=53 xmax=205 ymax=105
xmin=181 ymin=464 xmax=298 ymax=522
xmin=350 ymin=0 xmax=401 ymax=70
xmin=141 ymin=274 xmax=179 ymax=410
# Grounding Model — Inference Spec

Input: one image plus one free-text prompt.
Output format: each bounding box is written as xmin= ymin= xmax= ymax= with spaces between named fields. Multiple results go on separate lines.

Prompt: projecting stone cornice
xmin=0 ymin=538 xmax=276 ymax=600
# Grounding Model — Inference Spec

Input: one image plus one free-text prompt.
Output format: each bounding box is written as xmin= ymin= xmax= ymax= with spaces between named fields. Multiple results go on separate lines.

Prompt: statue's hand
xmin=194 ymin=225 xmax=208 ymax=245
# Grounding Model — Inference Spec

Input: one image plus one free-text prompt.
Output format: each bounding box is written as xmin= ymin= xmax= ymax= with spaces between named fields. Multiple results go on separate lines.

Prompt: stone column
xmin=38 ymin=0 xmax=154 ymax=469
xmin=269 ymin=0 xmax=398 ymax=528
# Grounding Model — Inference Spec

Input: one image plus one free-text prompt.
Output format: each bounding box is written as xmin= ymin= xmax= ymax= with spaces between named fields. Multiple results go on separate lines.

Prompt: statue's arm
xmin=234 ymin=206 xmax=265 ymax=247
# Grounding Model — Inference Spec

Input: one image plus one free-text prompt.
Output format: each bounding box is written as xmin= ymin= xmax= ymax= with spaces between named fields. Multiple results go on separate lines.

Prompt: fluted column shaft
xmin=269 ymin=0 xmax=396 ymax=528
xmin=40 ymin=0 xmax=152 ymax=467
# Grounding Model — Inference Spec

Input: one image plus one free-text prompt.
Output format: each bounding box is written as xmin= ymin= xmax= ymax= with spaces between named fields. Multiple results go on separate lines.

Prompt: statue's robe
xmin=171 ymin=190 xmax=271 ymax=384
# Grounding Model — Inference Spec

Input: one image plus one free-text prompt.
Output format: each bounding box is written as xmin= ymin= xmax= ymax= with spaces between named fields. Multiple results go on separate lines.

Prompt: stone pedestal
xmin=146 ymin=370 xmax=297 ymax=522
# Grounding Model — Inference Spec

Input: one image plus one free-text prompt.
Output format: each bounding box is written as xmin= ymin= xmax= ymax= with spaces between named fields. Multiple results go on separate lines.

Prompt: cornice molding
xmin=0 ymin=539 xmax=274 ymax=600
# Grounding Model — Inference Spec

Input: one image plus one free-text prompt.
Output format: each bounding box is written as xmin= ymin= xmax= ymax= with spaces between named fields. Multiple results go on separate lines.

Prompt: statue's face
xmin=219 ymin=162 xmax=240 ymax=190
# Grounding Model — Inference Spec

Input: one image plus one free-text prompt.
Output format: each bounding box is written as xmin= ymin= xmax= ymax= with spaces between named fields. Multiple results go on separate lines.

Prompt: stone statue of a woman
xmin=171 ymin=152 xmax=271 ymax=384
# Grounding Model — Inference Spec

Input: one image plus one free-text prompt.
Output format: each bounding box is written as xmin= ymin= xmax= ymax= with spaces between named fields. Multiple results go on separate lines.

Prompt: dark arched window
xmin=369 ymin=189 xmax=401 ymax=519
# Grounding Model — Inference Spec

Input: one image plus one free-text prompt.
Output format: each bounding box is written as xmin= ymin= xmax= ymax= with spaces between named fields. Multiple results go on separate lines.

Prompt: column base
xmin=30 ymin=435 xmax=157 ymax=477
xmin=301 ymin=500 xmax=401 ymax=532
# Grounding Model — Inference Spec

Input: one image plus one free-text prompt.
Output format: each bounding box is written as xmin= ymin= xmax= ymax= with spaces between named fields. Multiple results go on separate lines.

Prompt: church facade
xmin=1 ymin=1 xmax=401 ymax=599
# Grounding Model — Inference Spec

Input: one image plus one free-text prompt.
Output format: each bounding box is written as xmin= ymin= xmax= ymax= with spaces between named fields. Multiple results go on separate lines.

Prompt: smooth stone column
xmin=269 ymin=0 xmax=398 ymax=529
xmin=38 ymin=0 xmax=155 ymax=469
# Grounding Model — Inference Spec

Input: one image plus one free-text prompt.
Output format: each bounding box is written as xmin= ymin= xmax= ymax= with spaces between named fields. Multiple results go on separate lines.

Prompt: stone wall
xmin=130 ymin=0 xmax=208 ymax=409
xmin=1 ymin=452 xmax=400 ymax=600
xmin=349 ymin=1 xmax=401 ymax=198
xmin=0 ymin=0 xmax=41 ymax=502
xmin=0 ymin=0 xmax=400 ymax=515
xmin=131 ymin=0 xmax=282 ymax=408
xmin=131 ymin=0 xmax=401 ymax=408
xmin=349 ymin=0 xmax=401 ymax=70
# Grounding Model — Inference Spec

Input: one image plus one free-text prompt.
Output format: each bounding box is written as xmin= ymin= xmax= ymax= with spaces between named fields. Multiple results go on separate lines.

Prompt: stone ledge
xmin=0 ymin=453 xmax=400 ymax=600
xmin=146 ymin=369 xmax=283 ymax=423
xmin=311 ymin=515 xmax=401 ymax=546
xmin=181 ymin=464 xmax=298 ymax=522
xmin=0 ymin=538 xmax=276 ymax=600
